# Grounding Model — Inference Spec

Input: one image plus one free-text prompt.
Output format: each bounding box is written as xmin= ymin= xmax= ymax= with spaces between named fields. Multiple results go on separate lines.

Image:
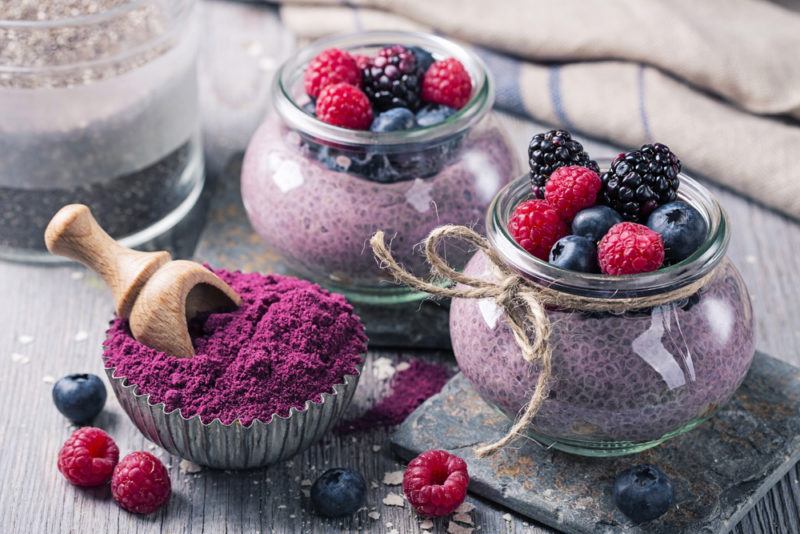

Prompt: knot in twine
xmin=370 ymin=225 xmax=716 ymax=457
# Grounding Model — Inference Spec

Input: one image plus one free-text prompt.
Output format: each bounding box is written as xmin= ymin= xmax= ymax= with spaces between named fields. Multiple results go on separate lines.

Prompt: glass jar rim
xmin=273 ymin=30 xmax=494 ymax=148
xmin=486 ymin=160 xmax=730 ymax=298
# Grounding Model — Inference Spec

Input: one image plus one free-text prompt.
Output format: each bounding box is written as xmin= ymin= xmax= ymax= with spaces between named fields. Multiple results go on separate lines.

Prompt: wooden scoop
xmin=45 ymin=204 xmax=242 ymax=357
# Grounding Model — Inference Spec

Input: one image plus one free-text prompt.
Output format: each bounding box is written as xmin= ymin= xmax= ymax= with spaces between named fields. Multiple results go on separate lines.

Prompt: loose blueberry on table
xmin=510 ymin=130 xmax=708 ymax=275
xmin=52 ymin=373 xmax=107 ymax=423
xmin=613 ymin=464 xmax=674 ymax=523
xmin=301 ymin=44 xmax=470 ymax=131
xmin=310 ymin=468 xmax=367 ymax=518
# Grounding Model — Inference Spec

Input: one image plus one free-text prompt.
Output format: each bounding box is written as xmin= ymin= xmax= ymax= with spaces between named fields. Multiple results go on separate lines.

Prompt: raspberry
xmin=316 ymin=83 xmax=373 ymax=130
xmin=544 ymin=165 xmax=602 ymax=221
xmin=111 ymin=451 xmax=171 ymax=514
xmin=303 ymin=48 xmax=361 ymax=99
xmin=57 ymin=427 xmax=119 ymax=487
xmin=529 ymin=130 xmax=599 ymax=198
xmin=508 ymin=199 xmax=569 ymax=260
xmin=403 ymin=450 xmax=469 ymax=517
xmin=353 ymin=53 xmax=371 ymax=70
xmin=598 ymin=222 xmax=665 ymax=275
xmin=421 ymin=58 xmax=472 ymax=109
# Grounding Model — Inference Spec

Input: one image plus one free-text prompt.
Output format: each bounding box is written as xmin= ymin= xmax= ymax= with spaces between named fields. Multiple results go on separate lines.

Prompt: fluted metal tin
xmin=105 ymin=360 xmax=363 ymax=469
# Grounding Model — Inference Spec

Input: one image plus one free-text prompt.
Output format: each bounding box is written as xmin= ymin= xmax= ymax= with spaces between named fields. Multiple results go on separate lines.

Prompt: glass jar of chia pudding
xmin=450 ymin=168 xmax=756 ymax=456
xmin=0 ymin=0 xmax=203 ymax=262
xmin=241 ymin=31 xmax=519 ymax=304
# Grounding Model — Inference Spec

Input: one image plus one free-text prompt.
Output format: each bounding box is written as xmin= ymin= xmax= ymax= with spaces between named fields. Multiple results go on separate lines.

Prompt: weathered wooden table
xmin=1 ymin=2 xmax=798 ymax=532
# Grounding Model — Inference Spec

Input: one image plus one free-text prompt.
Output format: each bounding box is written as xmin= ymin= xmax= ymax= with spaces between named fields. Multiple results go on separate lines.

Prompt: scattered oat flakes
xmin=372 ymin=356 xmax=396 ymax=380
xmin=300 ymin=479 xmax=312 ymax=487
xmin=420 ymin=519 xmax=434 ymax=529
xmin=502 ymin=513 xmax=513 ymax=522
xmin=42 ymin=375 xmax=55 ymax=384
xmin=289 ymin=514 xmax=296 ymax=519
xmin=70 ymin=271 xmax=85 ymax=280
xmin=245 ymin=40 xmax=264 ymax=57
xmin=301 ymin=489 xmax=310 ymax=498
xmin=388 ymin=529 xmax=399 ymax=534
xmin=447 ymin=521 xmax=474 ymax=534
xmin=179 ymin=459 xmax=203 ymax=474
xmin=385 ymin=522 xmax=393 ymax=528
xmin=395 ymin=361 xmax=411 ymax=372
xmin=18 ymin=335 xmax=33 ymax=345
xmin=372 ymin=445 xmax=382 ymax=453
xmin=11 ymin=353 xmax=29 ymax=364
xmin=368 ymin=511 xmax=380 ymax=520
xmin=74 ymin=331 xmax=88 ymax=342
xmin=370 ymin=481 xmax=380 ymax=489
xmin=453 ymin=512 xmax=474 ymax=525
xmin=382 ymin=493 xmax=405 ymax=507
xmin=382 ymin=470 xmax=404 ymax=485
xmin=278 ymin=504 xmax=287 ymax=509
xmin=455 ymin=502 xmax=475 ymax=513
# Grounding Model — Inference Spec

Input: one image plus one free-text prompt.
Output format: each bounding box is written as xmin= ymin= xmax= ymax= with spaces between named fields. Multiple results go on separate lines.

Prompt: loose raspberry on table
xmin=598 ymin=222 xmax=665 ymax=275
xmin=508 ymin=199 xmax=569 ymax=260
xmin=421 ymin=58 xmax=472 ymax=109
xmin=544 ymin=165 xmax=602 ymax=221
xmin=57 ymin=427 xmax=119 ymax=487
xmin=403 ymin=449 xmax=469 ymax=517
xmin=315 ymin=82 xmax=373 ymax=130
xmin=303 ymin=48 xmax=361 ymax=99
xmin=111 ymin=451 xmax=171 ymax=514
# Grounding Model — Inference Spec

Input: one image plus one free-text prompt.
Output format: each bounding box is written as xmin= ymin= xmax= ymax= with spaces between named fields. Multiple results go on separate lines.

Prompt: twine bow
xmin=370 ymin=225 xmax=715 ymax=457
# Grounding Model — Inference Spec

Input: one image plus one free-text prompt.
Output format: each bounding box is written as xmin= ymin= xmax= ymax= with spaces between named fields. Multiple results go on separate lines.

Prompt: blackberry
xmin=528 ymin=130 xmax=599 ymax=198
xmin=600 ymin=143 xmax=681 ymax=222
xmin=362 ymin=45 xmax=422 ymax=112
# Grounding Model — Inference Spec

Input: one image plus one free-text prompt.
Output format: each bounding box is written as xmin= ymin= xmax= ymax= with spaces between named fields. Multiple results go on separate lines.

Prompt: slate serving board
xmin=391 ymin=352 xmax=800 ymax=534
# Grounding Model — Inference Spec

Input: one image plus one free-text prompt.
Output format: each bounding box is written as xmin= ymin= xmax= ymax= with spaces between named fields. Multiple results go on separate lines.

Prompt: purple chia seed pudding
xmin=240 ymin=31 xmax=518 ymax=303
xmin=450 ymin=172 xmax=756 ymax=456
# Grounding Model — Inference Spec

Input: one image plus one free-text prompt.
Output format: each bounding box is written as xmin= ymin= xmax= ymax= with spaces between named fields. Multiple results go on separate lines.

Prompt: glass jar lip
xmin=273 ymin=30 xmax=494 ymax=148
xmin=486 ymin=160 xmax=730 ymax=298
xmin=0 ymin=0 xmax=149 ymax=27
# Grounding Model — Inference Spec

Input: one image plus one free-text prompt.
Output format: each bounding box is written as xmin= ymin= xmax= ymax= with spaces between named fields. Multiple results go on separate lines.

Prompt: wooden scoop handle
xmin=44 ymin=204 xmax=171 ymax=318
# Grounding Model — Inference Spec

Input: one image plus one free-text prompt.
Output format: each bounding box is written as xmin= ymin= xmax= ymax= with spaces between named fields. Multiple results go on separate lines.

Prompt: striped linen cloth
xmin=271 ymin=0 xmax=800 ymax=220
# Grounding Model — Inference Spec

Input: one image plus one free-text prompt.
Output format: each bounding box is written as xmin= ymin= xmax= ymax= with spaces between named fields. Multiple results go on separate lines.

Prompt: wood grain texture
xmin=1 ymin=1 xmax=799 ymax=533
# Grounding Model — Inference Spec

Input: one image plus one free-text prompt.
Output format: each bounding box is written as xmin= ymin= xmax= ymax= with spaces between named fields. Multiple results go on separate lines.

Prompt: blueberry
xmin=549 ymin=235 xmax=599 ymax=273
xmin=310 ymin=467 xmax=367 ymax=517
xmin=571 ymin=206 xmax=623 ymax=242
xmin=52 ymin=373 xmax=107 ymax=423
xmin=613 ymin=464 xmax=674 ymax=523
xmin=646 ymin=200 xmax=707 ymax=262
xmin=370 ymin=107 xmax=416 ymax=132
xmin=408 ymin=45 xmax=435 ymax=72
xmin=302 ymin=101 xmax=316 ymax=116
xmin=415 ymin=105 xmax=456 ymax=127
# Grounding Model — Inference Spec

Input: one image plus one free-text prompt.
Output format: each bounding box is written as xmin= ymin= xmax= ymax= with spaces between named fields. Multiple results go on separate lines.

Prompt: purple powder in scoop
xmin=103 ymin=269 xmax=367 ymax=425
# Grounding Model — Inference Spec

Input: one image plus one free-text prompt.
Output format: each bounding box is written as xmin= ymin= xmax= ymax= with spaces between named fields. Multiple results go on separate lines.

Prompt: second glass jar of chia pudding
xmin=450 ymin=170 xmax=756 ymax=456
xmin=0 ymin=0 xmax=203 ymax=261
xmin=241 ymin=31 xmax=519 ymax=304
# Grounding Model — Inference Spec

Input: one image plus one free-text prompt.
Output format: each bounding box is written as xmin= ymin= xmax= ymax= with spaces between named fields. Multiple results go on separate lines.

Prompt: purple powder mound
xmin=103 ymin=269 xmax=367 ymax=426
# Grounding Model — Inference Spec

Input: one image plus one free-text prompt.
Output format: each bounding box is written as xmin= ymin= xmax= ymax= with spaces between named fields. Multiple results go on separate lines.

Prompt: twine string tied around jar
xmin=370 ymin=225 xmax=716 ymax=457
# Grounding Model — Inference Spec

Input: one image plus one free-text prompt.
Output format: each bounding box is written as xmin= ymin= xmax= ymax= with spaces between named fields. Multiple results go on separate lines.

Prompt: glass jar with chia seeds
xmin=0 ymin=0 xmax=203 ymax=261
xmin=241 ymin=31 xmax=519 ymax=304
xmin=450 ymin=169 xmax=756 ymax=456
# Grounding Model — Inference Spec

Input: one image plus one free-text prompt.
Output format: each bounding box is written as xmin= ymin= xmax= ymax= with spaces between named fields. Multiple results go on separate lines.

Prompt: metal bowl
xmin=105 ymin=359 xmax=363 ymax=469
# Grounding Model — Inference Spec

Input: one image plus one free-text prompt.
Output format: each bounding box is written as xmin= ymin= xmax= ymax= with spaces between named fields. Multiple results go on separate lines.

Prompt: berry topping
xmin=421 ymin=58 xmax=472 ymax=110
xmin=508 ymin=199 xmax=569 ymax=260
xmin=529 ymin=130 xmax=599 ymax=198
xmin=111 ymin=451 xmax=171 ymax=515
xmin=598 ymin=222 xmax=665 ymax=275
xmin=544 ymin=165 xmax=602 ymax=221
xmin=370 ymin=107 xmax=416 ymax=132
xmin=408 ymin=45 xmax=435 ymax=73
xmin=315 ymin=83 xmax=373 ymax=130
xmin=571 ymin=205 xmax=623 ymax=242
xmin=646 ymin=201 xmax=708 ymax=263
xmin=52 ymin=373 xmax=107 ymax=423
xmin=415 ymin=104 xmax=456 ymax=127
xmin=549 ymin=235 xmax=599 ymax=273
xmin=600 ymin=143 xmax=681 ymax=221
xmin=613 ymin=464 xmax=674 ymax=523
xmin=403 ymin=450 xmax=469 ymax=517
xmin=352 ymin=53 xmax=371 ymax=70
xmin=362 ymin=45 xmax=422 ymax=112
xmin=310 ymin=468 xmax=367 ymax=517
xmin=303 ymin=48 xmax=361 ymax=99
xmin=57 ymin=427 xmax=119 ymax=487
